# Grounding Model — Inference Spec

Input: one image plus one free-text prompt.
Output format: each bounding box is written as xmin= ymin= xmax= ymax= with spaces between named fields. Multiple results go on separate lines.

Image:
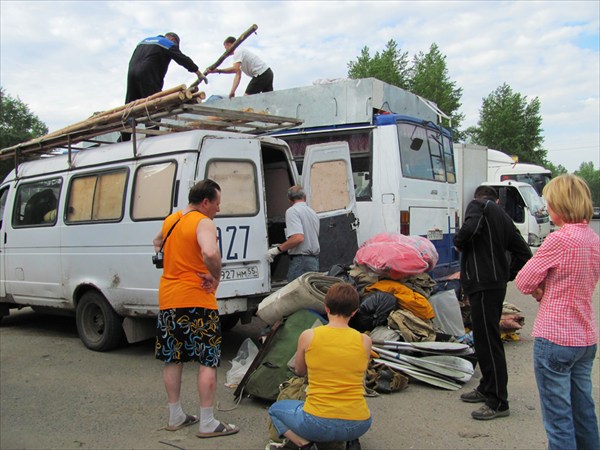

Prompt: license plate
xmin=221 ymin=265 xmax=259 ymax=281
xmin=427 ymin=229 xmax=443 ymax=240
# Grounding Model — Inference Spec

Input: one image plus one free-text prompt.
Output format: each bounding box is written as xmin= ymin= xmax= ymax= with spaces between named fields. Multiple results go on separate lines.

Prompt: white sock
xmin=199 ymin=406 xmax=220 ymax=432
xmin=168 ymin=401 xmax=186 ymax=427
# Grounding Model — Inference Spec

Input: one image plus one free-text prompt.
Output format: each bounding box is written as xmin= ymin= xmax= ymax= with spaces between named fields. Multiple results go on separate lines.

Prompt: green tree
xmin=409 ymin=43 xmax=465 ymax=139
xmin=575 ymin=161 xmax=600 ymax=206
xmin=467 ymin=83 xmax=546 ymax=165
xmin=0 ymin=87 xmax=49 ymax=179
xmin=347 ymin=39 xmax=411 ymax=90
xmin=544 ymin=161 xmax=568 ymax=178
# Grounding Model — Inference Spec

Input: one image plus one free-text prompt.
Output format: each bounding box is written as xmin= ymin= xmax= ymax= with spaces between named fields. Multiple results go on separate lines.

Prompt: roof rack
xmin=0 ymin=84 xmax=304 ymax=163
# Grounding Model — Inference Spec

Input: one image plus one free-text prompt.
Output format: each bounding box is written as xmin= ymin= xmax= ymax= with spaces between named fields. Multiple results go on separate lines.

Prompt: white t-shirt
xmin=233 ymin=48 xmax=268 ymax=78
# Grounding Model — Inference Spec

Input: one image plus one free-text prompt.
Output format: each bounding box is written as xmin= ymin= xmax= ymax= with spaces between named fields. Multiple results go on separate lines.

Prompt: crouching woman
xmin=268 ymin=282 xmax=372 ymax=449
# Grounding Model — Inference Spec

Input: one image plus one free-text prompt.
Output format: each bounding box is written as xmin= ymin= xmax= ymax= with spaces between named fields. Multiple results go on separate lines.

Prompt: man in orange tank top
xmin=153 ymin=179 xmax=239 ymax=439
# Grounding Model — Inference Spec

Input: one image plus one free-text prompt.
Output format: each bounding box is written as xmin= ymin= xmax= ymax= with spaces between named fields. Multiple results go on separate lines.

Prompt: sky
xmin=1 ymin=1 xmax=599 ymax=173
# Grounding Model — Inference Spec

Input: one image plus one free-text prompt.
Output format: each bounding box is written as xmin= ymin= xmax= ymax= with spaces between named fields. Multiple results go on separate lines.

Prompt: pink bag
xmin=354 ymin=233 xmax=439 ymax=279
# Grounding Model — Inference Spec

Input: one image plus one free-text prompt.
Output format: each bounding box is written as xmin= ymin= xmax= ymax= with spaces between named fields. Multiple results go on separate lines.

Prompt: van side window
xmin=0 ymin=187 xmax=9 ymax=229
xmin=132 ymin=162 xmax=176 ymax=220
xmin=307 ymin=159 xmax=351 ymax=213
xmin=206 ymin=160 xmax=258 ymax=216
xmin=12 ymin=179 xmax=62 ymax=227
xmin=66 ymin=170 xmax=127 ymax=223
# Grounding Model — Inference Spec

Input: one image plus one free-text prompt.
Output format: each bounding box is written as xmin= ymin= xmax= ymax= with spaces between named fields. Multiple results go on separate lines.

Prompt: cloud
xmin=1 ymin=0 xmax=598 ymax=172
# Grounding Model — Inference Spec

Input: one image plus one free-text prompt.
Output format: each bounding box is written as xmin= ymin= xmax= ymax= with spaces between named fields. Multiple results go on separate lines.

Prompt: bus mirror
xmin=410 ymin=138 xmax=423 ymax=151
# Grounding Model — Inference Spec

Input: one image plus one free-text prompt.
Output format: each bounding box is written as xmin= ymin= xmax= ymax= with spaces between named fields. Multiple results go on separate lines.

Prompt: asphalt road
xmin=1 ymin=282 xmax=599 ymax=450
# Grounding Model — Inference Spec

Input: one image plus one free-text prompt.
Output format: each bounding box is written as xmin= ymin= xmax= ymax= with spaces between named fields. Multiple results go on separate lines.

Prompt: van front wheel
xmin=76 ymin=291 xmax=124 ymax=351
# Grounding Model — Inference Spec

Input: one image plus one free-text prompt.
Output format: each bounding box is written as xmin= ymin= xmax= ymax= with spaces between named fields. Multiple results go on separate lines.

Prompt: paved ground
xmin=1 ymin=282 xmax=598 ymax=450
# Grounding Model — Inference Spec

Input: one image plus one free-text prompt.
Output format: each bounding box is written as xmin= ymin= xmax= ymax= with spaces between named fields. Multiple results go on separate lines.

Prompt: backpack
xmin=235 ymin=309 xmax=326 ymax=402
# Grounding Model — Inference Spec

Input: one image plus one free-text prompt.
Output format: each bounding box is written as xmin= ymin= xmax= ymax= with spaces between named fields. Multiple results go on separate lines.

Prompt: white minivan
xmin=0 ymin=129 xmax=358 ymax=351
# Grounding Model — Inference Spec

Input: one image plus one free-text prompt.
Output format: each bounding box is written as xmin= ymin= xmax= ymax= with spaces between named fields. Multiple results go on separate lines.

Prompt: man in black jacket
xmin=122 ymin=32 xmax=206 ymax=141
xmin=454 ymin=185 xmax=532 ymax=420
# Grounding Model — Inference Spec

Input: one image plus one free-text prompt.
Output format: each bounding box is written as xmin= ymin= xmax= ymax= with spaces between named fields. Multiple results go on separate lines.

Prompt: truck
xmin=487 ymin=148 xmax=552 ymax=196
xmin=0 ymin=87 xmax=359 ymax=351
xmin=454 ymin=144 xmax=551 ymax=246
xmin=210 ymin=78 xmax=461 ymax=277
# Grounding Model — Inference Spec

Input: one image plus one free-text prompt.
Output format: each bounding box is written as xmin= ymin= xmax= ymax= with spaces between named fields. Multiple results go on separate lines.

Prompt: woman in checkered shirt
xmin=516 ymin=174 xmax=600 ymax=450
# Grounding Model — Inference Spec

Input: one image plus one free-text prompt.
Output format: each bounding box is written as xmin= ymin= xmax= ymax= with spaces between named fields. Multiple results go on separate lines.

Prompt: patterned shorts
xmin=155 ymin=307 xmax=221 ymax=366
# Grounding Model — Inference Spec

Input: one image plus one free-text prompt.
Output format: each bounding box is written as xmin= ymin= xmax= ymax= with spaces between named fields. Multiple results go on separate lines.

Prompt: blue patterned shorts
xmin=155 ymin=307 xmax=221 ymax=366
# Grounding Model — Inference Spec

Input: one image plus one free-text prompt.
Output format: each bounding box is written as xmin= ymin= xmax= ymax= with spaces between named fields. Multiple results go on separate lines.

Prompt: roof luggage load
xmin=208 ymin=78 xmax=440 ymax=129
xmin=0 ymin=83 xmax=303 ymax=163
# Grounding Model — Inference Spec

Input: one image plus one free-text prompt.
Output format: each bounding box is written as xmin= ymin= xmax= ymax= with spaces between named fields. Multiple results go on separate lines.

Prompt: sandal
xmin=196 ymin=421 xmax=240 ymax=438
xmin=164 ymin=414 xmax=198 ymax=431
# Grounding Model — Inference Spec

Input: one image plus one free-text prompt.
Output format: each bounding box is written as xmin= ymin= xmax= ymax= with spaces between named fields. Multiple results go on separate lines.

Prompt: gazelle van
xmin=0 ymin=103 xmax=358 ymax=351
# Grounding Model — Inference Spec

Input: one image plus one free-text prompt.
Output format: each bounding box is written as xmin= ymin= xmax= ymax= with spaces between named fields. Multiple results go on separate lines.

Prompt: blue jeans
xmin=268 ymin=400 xmax=372 ymax=442
xmin=287 ymin=255 xmax=319 ymax=283
xmin=533 ymin=338 xmax=599 ymax=450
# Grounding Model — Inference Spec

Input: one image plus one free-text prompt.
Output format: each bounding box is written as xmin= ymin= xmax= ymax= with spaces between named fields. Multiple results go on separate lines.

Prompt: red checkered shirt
xmin=515 ymin=223 xmax=600 ymax=346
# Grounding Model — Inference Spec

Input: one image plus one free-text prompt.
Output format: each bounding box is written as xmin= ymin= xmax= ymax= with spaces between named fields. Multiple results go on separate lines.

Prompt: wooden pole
xmin=188 ymin=23 xmax=258 ymax=91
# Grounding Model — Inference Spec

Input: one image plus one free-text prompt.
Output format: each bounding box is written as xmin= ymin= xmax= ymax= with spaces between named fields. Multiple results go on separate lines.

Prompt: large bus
xmin=211 ymin=78 xmax=461 ymax=277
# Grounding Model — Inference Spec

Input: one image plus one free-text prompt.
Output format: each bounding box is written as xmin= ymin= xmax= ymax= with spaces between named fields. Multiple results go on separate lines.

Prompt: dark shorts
xmin=245 ymin=68 xmax=274 ymax=95
xmin=155 ymin=307 xmax=221 ymax=366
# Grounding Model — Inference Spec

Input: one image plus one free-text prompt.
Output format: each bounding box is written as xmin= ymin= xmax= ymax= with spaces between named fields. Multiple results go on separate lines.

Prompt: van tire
xmin=76 ymin=291 xmax=124 ymax=352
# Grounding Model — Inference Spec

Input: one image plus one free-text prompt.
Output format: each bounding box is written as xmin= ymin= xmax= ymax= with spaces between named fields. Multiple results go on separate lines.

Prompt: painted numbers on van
xmin=217 ymin=225 xmax=250 ymax=260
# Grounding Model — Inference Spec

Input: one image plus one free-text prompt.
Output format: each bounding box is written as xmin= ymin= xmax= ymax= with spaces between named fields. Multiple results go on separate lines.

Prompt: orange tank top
xmin=303 ymin=326 xmax=370 ymax=420
xmin=158 ymin=210 xmax=217 ymax=310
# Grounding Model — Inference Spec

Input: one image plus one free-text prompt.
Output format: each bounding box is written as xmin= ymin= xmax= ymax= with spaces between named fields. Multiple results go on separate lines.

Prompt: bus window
xmin=66 ymin=170 xmax=127 ymax=223
xmin=207 ymin=160 xmax=258 ymax=216
xmin=443 ymin=135 xmax=456 ymax=183
xmin=132 ymin=162 xmax=177 ymax=220
xmin=12 ymin=178 xmax=62 ymax=227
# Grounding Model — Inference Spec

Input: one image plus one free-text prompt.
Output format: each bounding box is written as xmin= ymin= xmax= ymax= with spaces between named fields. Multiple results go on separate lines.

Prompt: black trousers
xmin=469 ymin=287 xmax=509 ymax=411
xmin=245 ymin=68 xmax=274 ymax=95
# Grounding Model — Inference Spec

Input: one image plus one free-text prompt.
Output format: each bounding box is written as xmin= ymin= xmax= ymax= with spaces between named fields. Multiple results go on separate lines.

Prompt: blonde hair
xmin=542 ymin=174 xmax=593 ymax=223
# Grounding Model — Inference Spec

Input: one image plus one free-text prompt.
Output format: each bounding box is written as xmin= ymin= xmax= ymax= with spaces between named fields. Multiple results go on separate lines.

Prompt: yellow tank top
xmin=158 ymin=210 xmax=217 ymax=310
xmin=303 ymin=326 xmax=370 ymax=420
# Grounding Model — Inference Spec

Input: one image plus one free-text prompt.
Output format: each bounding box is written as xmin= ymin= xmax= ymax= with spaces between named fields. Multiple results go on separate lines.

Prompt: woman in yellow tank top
xmin=268 ymin=283 xmax=372 ymax=449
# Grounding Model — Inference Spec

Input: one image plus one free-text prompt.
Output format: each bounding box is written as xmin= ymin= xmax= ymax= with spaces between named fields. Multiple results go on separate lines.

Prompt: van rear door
xmin=301 ymin=142 xmax=359 ymax=271
xmin=197 ymin=137 xmax=270 ymax=308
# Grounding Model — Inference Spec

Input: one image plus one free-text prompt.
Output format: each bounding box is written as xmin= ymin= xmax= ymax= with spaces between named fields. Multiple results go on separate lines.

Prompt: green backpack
xmin=238 ymin=309 xmax=325 ymax=402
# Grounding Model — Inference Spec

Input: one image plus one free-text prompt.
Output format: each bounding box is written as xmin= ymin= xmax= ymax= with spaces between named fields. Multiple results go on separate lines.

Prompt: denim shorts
xmin=155 ymin=307 xmax=221 ymax=366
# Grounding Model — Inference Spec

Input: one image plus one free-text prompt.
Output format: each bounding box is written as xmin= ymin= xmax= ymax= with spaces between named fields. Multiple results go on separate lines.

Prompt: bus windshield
xmin=397 ymin=122 xmax=455 ymax=183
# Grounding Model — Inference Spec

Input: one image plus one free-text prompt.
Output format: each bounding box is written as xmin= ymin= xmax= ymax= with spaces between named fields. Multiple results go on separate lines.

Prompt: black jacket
xmin=454 ymin=198 xmax=532 ymax=295
xmin=127 ymin=36 xmax=198 ymax=94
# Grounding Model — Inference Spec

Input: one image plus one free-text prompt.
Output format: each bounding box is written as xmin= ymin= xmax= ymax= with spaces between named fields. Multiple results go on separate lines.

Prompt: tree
xmin=544 ymin=161 xmax=568 ymax=178
xmin=347 ymin=39 xmax=411 ymax=90
xmin=467 ymin=83 xmax=546 ymax=165
xmin=348 ymin=41 xmax=465 ymax=141
xmin=575 ymin=161 xmax=600 ymax=207
xmin=0 ymin=87 xmax=48 ymax=179
xmin=409 ymin=43 xmax=465 ymax=139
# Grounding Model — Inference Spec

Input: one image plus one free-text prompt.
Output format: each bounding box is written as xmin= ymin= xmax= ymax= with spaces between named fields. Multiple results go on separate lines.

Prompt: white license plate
xmin=427 ymin=230 xmax=443 ymax=240
xmin=221 ymin=265 xmax=259 ymax=281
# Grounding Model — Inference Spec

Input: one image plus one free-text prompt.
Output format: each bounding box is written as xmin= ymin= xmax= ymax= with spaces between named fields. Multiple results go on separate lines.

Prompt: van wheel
xmin=220 ymin=313 xmax=240 ymax=332
xmin=76 ymin=291 xmax=124 ymax=351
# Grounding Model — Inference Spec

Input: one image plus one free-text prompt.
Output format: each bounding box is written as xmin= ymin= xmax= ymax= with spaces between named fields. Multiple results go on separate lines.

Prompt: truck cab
xmin=482 ymin=180 xmax=551 ymax=246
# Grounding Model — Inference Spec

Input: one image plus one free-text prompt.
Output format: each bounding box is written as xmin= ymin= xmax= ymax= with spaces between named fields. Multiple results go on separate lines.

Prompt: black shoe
xmin=460 ymin=389 xmax=487 ymax=403
xmin=346 ymin=439 xmax=361 ymax=450
xmin=471 ymin=404 xmax=510 ymax=420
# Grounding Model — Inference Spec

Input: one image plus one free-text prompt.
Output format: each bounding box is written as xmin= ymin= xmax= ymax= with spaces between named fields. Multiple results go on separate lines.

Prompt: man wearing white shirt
xmin=212 ymin=36 xmax=274 ymax=98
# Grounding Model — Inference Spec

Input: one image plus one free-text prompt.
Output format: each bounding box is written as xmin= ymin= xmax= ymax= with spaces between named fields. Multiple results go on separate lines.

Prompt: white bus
xmin=211 ymin=78 xmax=461 ymax=277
